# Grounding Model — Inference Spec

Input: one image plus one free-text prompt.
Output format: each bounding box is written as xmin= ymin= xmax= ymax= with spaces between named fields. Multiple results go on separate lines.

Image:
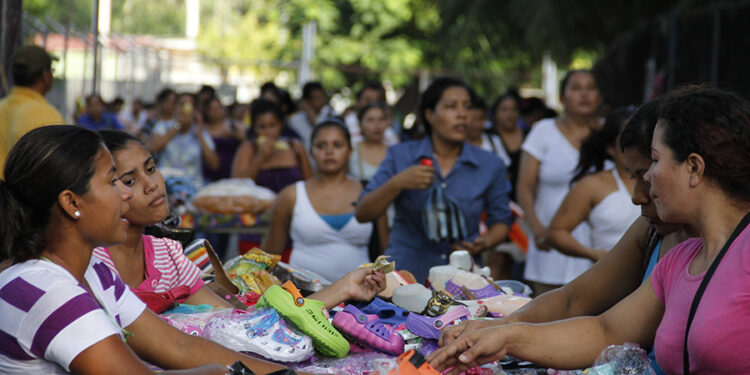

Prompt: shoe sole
xmin=258 ymin=285 xmax=349 ymax=358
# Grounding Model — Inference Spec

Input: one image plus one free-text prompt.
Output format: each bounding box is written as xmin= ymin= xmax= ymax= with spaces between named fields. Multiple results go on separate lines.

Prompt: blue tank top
xmin=642 ymin=237 xmax=662 ymax=283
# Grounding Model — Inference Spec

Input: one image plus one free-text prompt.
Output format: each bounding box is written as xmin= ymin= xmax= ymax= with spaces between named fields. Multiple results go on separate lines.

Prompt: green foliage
xmin=111 ymin=0 xmax=186 ymax=36
xmin=30 ymin=0 xmax=695 ymax=98
xmin=23 ymin=0 xmax=91 ymax=30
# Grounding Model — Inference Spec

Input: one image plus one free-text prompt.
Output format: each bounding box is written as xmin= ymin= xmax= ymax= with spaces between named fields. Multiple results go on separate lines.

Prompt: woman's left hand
xmin=454 ymin=237 xmax=489 ymax=255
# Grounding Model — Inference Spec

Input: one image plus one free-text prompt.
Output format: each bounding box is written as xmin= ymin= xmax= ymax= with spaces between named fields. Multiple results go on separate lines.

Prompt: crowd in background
xmin=0 ymin=45 xmax=642 ymax=291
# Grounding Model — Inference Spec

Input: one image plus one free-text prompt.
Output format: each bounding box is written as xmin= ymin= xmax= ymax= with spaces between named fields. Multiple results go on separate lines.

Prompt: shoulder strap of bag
xmin=683 ymin=212 xmax=750 ymax=375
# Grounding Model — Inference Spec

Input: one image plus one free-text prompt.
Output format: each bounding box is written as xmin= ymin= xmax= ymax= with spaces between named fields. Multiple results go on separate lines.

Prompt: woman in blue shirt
xmin=356 ymin=77 xmax=513 ymax=282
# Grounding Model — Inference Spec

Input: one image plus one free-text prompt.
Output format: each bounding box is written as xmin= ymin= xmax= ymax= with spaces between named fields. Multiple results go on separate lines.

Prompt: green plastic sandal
xmin=258 ymin=281 xmax=349 ymax=358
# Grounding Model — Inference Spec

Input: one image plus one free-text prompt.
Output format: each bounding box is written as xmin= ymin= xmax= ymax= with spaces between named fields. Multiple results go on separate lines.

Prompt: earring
xmin=74 ymin=211 xmax=81 ymax=218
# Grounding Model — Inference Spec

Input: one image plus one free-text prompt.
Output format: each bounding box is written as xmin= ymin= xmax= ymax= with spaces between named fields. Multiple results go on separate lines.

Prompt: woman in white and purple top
xmin=0 ymin=125 xmax=291 ymax=374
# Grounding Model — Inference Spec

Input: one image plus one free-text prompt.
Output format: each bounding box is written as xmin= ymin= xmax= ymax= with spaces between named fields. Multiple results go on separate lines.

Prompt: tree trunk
xmin=0 ymin=0 xmax=23 ymax=97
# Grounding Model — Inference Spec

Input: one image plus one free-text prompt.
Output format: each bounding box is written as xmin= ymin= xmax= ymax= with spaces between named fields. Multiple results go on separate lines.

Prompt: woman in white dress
xmin=516 ymin=70 xmax=602 ymax=295
xmin=547 ymin=107 xmax=640 ymax=262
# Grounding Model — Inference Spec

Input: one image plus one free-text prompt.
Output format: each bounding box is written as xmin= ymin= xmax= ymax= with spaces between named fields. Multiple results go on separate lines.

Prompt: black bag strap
xmin=683 ymin=212 xmax=750 ymax=375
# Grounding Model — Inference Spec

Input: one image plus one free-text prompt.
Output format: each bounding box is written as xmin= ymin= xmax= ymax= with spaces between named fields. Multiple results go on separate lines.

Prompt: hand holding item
xmin=428 ymin=325 xmax=511 ymax=375
xmin=337 ymin=267 xmax=387 ymax=302
xmin=393 ymin=159 xmax=434 ymax=190
xmin=255 ymin=136 xmax=277 ymax=162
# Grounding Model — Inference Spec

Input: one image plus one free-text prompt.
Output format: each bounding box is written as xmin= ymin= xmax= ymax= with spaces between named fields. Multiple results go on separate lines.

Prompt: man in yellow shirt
xmin=0 ymin=45 xmax=65 ymax=170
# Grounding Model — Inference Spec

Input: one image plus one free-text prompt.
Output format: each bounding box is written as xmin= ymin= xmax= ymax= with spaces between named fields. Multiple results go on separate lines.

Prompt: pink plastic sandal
xmin=332 ymin=305 xmax=405 ymax=355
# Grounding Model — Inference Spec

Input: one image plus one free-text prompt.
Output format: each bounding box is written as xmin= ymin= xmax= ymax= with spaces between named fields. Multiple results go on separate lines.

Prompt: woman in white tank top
xmin=262 ymin=119 xmax=373 ymax=282
xmin=547 ymin=108 xmax=640 ymax=262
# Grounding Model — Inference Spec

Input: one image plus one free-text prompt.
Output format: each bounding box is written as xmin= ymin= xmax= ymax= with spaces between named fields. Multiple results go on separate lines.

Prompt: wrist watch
xmin=172 ymin=122 xmax=181 ymax=131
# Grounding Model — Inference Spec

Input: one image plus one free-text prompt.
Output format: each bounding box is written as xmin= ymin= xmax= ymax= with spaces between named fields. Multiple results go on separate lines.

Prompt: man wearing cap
xmin=0 ymin=45 xmax=65 ymax=169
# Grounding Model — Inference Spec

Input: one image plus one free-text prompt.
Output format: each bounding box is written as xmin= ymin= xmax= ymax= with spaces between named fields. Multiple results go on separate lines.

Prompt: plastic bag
xmin=272 ymin=261 xmax=331 ymax=293
xmin=587 ymin=343 xmax=655 ymax=375
xmin=160 ymin=307 xmax=233 ymax=337
xmin=422 ymin=179 xmax=468 ymax=243
xmin=192 ymin=178 xmax=276 ymax=214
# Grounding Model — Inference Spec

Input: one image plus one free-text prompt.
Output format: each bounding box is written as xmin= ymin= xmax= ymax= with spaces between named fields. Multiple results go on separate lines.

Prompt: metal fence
xmin=21 ymin=11 xmax=172 ymax=121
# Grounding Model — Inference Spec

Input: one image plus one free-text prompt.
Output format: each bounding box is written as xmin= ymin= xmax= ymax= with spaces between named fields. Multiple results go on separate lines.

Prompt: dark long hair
xmin=311 ymin=117 xmax=352 ymax=149
xmin=0 ymin=125 xmax=103 ymax=262
xmin=658 ymin=86 xmax=750 ymax=203
xmin=618 ymin=98 xmax=662 ymax=156
xmin=571 ymin=107 xmax=636 ymax=183
xmin=100 ymin=129 xmax=144 ymax=153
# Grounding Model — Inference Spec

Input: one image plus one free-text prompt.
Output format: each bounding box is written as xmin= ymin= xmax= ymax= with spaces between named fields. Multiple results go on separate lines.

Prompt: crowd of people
xmin=1 ymin=44 xmax=749 ymax=374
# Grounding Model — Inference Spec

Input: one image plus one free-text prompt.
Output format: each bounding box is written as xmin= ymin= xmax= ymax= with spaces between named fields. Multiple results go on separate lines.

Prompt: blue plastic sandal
xmin=356 ymin=297 xmax=410 ymax=327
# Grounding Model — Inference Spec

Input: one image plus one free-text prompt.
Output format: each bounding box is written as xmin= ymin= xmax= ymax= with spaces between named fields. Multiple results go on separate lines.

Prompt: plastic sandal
xmin=203 ymin=308 xmax=314 ymax=362
xmin=423 ymin=290 xmax=454 ymax=317
xmin=257 ymin=281 xmax=349 ymax=358
xmin=356 ymin=297 xmax=411 ymax=327
xmin=450 ymin=300 xmax=488 ymax=319
xmin=444 ymin=279 xmax=467 ymax=299
xmin=405 ymin=305 xmax=470 ymax=340
xmin=462 ymin=283 xmax=502 ymax=300
xmin=332 ymin=305 xmax=405 ymax=355
xmin=493 ymin=279 xmax=533 ymax=297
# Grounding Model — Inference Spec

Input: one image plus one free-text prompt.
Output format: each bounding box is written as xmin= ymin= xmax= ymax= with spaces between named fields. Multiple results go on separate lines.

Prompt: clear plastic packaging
xmin=587 ymin=343 xmax=655 ymax=375
xmin=160 ymin=307 xmax=233 ymax=337
xmin=289 ymin=352 xmax=397 ymax=374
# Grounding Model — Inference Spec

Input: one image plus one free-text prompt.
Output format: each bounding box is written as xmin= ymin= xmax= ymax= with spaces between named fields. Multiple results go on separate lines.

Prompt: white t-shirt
xmin=0 ymin=258 xmax=146 ymax=374
xmin=521 ymin=118 xmax=593 ymax=285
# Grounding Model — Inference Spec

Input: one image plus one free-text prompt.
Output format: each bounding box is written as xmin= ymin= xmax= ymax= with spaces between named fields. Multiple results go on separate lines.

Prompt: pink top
xmin=651 ymin=225 xmax=750 ymax=374
xmin=93 ymin=235 xmax=204 ymax=297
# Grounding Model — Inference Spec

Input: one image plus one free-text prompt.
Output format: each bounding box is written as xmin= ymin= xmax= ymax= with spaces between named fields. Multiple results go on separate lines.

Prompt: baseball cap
xmin=12 ymin=45 xmax=58 ymax=75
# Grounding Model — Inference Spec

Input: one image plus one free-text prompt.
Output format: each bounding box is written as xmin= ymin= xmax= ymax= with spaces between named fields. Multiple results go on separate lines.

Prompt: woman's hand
xmin=392 ymin=165 xmax=434 ymax=190
xmin=439 ymin=318 xmax=507 ymax=347
xmin=256 ymin=139 xmax=276 ymax=162
xmin=531 ymin=224 xmax=550 ymax=251
xmin=311 ymin=268 xmax=386 ymax=309
xmin=454 ymin=236 xmax=489 ymax=255
xmin=339 ymin=267 xmax=386 ymax=302
xmin=428 ymin=326 xmax=511 ymax=375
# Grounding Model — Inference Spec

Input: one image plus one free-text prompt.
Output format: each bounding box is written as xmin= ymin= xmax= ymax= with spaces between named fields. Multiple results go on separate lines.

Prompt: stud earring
xmin=74 ymin=211 xmax=81 ymax=218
